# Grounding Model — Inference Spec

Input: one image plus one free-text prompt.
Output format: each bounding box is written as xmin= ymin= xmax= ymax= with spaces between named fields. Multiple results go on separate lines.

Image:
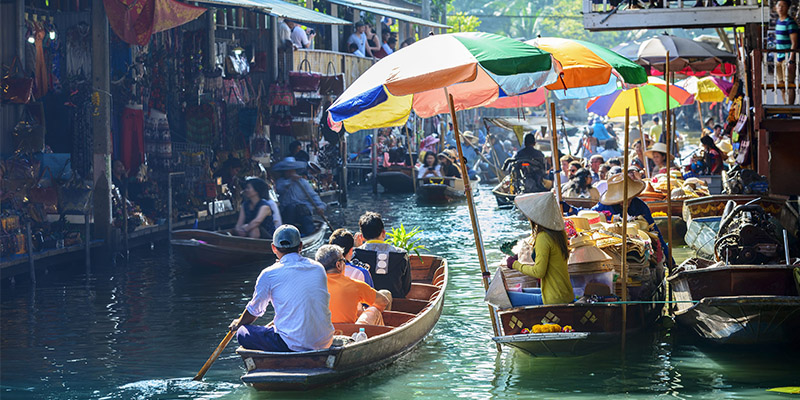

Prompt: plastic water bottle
xmin=354 ymin=327 xmax=368 ymax=342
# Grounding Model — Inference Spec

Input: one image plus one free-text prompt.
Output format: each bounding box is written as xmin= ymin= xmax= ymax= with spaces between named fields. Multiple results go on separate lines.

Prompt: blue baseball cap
xmin=273 ymin=225 xmax=301 ymax=249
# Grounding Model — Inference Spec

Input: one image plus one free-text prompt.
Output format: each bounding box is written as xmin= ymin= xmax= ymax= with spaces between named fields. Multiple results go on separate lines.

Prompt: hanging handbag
xmin=268 ymin=81 xmax=295 ymax=106
xmin=13 ymin=107 xmax=45 ymax=154
xmin=58 ymin=179 xmax=93 ymax=214
xmin=1 ymin=58 xmax=34 ymax=104
xmin=319 ymin=61 xmax=345 ymax=96
xmin=29 ymin=167 xmax=59 ymax=214
xmin=289 ymin=59 xmax=321 ymax=93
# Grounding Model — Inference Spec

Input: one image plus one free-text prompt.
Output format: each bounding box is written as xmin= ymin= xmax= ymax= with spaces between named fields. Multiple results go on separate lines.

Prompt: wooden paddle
xmin=295 ymin=177 xmax=336 ymax=232
xmin=194 ymin=310 xmax=247 ymax=381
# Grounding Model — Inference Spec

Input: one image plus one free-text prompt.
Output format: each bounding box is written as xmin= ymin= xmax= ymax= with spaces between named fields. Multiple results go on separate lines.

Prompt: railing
xmin=583 ymin=0 xmax=765 ymax=30
xmin=755 ymin=48 xmax=800 ymax=107
xmin=293 ymin=49 xmax=375 ymax=90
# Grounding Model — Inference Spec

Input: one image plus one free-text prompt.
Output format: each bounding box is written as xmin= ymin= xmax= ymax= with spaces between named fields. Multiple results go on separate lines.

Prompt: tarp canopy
xmin=327 ymin=0 xmax=450 ymax=29
xmin=193 ymin=0 xmax=271 ymax=11
xmin=258 ymin=0 xmax=352 ymax=25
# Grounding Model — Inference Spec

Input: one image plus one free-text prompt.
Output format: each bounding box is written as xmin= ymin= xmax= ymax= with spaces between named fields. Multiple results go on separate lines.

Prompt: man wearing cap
xmin=230 ymin=225 xmax=334 ymax=352
xmin=273 ymin=157 xmax=326 ymax=236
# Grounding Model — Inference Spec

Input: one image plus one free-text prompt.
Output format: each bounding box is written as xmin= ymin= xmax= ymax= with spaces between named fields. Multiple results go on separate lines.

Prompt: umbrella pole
xmin=446 ymin=90 xmax=501 ymax=351
xmin=548 ymin=102 xmax=562 ymax=202
xmin=621 ymin=107 xmax=631 ymax=353
xmin=405 ymin=125 xmax=416 ymax=194
xmin=665 ymin=52 xmax=674 ymax=277
xmin=634 ymin=88 xmax=650 ymax=180
xmin=696 ymin=101 xmax=704 ymax=133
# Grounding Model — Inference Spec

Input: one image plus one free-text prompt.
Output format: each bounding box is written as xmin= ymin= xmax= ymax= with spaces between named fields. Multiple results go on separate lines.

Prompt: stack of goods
xmin=567 ymin=233 xmax=615 ymax=297
xmin=591 ymin=223 xmax=659 ymax=299
xmin=645 ymin=173 xmax=709 ymax=201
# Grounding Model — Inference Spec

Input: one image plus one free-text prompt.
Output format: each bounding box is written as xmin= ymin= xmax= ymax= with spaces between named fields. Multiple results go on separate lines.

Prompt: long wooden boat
xmin=170 ymin=222 xmax=326 ymax=268
xmin=669 ymin=258 xmax=800 ymax=345
xmin=492 ymin=184 xmax=516 ymax=208
xmin=377 ymin=166 xmax=414 ymax=193
xmin=235 ymin=255 xmax=448 ymax=390
xmin=416 ymin=177 xmax=478 ymax=204
xmin=682 ymin=195 xmax=797 ymax=259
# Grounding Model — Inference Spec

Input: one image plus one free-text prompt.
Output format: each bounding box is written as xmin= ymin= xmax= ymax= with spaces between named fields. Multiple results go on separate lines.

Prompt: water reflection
xmin=1 ymin=185 xmax=797 ymax=399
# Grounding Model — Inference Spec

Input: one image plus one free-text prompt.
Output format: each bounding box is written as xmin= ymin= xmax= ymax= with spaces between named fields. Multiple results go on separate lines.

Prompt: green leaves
xmin=386 ymin=224 xmax=428 ymax=259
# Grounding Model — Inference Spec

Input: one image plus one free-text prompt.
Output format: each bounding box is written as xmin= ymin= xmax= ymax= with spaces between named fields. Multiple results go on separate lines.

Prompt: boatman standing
xmin=230 ymin=225 xmax=334 ymax=352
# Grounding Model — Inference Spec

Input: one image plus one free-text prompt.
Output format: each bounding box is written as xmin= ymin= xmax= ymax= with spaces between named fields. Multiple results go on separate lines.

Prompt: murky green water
xmin=1 ymin=185 xmax=797 ymax=399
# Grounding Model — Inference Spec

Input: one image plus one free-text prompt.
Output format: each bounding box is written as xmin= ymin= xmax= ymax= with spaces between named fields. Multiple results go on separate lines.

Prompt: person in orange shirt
xmin=315 ymin=245 xmax=391 ymax=325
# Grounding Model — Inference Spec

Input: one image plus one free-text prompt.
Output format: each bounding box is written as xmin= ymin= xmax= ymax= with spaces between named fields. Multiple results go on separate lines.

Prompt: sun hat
xmin=566 ymin=216 xmax=590 ymax=232
xmin=514 ymin=192 xmax=564 ymax=231
xmin=273 ymin=224 xmax=302 ymax=248
xmin=436 ymin=152 xmax=453 ymax=162
xmin=645 ymin=142 xmax=674 ymax=159
xmin=577 ymin=210 xmax=605 ymax=229
xmin=567 ymin=234 xmax=612 ymax=265
xmin=272 ymin=156 xmax=307 ymax=172
xmin=461 ymin=131 xmax=479 ymax=146
xmin=600 ymin=173 xmax=646 ymax=205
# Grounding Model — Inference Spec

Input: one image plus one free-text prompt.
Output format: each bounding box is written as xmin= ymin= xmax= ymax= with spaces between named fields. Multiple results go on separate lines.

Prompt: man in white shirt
xmin=347 ymin=21 xmax=368 ymax=57
xmin=287 ymin=20 xmax=314 ymax=49
xmin=230 ymin=225 xmax=334 ymax=352
xmin=278 ymin=19 xmax=291 ymax=48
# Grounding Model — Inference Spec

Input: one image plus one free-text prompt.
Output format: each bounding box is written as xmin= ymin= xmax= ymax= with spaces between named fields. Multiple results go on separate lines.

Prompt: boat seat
xmin=392 ymin=298 xmax=429 ymax=314
xmin=407 ymin=283 xmax=439 ymax=301
xmin=333 ymin=323 xmax=393 ymax=338
xmin=382 ymin=310 xmax=416 ymax=327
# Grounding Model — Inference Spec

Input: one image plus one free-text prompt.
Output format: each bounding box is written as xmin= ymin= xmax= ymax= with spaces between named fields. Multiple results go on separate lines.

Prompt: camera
xmin=308 ymin=28 xmax=315 ymax=35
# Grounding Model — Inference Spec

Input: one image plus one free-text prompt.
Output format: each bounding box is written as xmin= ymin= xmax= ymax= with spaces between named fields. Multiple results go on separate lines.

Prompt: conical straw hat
xmin=568 ymin=234 xmax=612 ymax=265
xmin=600 ymin=173 xmax=646 ymax=205
xmin=515 ymin=192 xmax=564 ymax=231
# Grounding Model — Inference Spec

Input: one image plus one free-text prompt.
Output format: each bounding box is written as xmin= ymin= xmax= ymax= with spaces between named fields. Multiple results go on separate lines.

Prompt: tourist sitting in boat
xmin=329 ymin=228 xmax=374 ymax=287
xmin=234 ymin=178 xmax=282 ymax=239
xmin=563 ymin=174 xmax=670 ymax=263
xmin=645 ymin=142 xmax=675 ymax=177
xmin=700 ymin=135 xmax=724 ymax=175
xmin=588 ymin=155 xmax=604 ymax=183
xmin=630 ymin=138 xmax=654 ymax=174
xmin=460 ymin=131 xmax=482 ymax=171
xmin=561 ymin=168 xmax=600 ymax=201
xmin=514 ymin=133 xmax=547 ymax=170
xmin=599 ymin=138 xmax=622 ymax=161
xmin=229 ymin=225 xmax=334 ymax=352
xmin=437 ymin=153 xmax=461 ymax=179
xmin=288 ymin=140 xmax=310 ymax=162
xmin=417 ymin=152 xmax=441 ymax=179
xmin=316 ymin=244 xmax=392 ymax=325
xmin=505 ymin=192 xmax=574 ymax=305
xmin=353 ymin=212 xmax=412 ymax=298
xmin=273 ymin=157 xmax=326 ymax=236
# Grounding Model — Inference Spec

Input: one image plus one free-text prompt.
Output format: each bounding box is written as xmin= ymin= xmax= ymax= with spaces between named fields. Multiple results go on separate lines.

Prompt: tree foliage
xmin=447 ymin=11 xmax=482 ymax=32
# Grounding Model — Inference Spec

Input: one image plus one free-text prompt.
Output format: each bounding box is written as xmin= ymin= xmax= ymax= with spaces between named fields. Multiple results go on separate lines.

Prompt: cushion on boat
xmin=354 ymin=248 xmax=412 ymax=298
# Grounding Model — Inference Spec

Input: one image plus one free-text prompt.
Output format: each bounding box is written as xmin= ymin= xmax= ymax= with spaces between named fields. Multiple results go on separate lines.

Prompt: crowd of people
xmin=230 ymin=211 xmax=411 ymax=352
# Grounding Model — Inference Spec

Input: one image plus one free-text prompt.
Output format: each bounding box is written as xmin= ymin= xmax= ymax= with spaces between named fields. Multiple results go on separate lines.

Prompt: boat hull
xmin=236 ymin=255 xmax=448 ymax=390
xmin=416 ymin=178 xmax=478 ymax=204
xmin=377 ymin=168 xmax=414 ymax=193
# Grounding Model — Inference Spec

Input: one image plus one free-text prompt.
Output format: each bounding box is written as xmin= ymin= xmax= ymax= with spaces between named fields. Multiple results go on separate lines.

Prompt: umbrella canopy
xmin=485 ymin=88 xmax=546 ymax=108
xmin=527 ymin=37 xmax=648 ymax=99
xmin=677 ymin=76 xmax=733 ymax=103
xmin=613 ymin=35 xmax=736 ymax=73
xmin=587 ymin=77 xmax=693 ymax=118
xmin=328 ymin=32 xmax=560 ymax=132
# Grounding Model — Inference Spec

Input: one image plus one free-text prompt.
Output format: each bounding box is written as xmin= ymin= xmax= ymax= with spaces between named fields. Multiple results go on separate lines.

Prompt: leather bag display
xmin=289 ymin=59 xmax=321 ymax=93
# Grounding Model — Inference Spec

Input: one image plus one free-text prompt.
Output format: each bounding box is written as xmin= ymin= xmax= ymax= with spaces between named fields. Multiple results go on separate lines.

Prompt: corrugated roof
xmin=194 ymin=0 xmax=272 ymax=11
xmin=330 ymin=0 xmax=413 ymax=13
xmin=327 ymin=0 xmax=450 ymax=29
xmin=256 ymin=0 xmax=352 ymax=25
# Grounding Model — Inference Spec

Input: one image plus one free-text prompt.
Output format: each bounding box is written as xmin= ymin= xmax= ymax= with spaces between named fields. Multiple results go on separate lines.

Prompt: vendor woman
xmin=234 ymin=177 xmax=282 ymax=239
xmin=563 ymin=173 xmax=670 ymax=262
xmin=505 ymin=192 xmax=574 ymax=305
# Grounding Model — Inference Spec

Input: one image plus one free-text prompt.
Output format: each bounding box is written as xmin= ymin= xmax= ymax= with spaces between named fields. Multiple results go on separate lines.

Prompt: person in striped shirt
xmin=775 ymin=0 xmax=799 ymax=104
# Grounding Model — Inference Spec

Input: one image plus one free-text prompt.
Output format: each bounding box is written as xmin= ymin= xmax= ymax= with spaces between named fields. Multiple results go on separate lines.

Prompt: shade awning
xmin=327 ymin=0 xmax=450 ymax=29
xmin=330 ymin=0 xmax=413 ymax=13
xmin=256 ymin=0 xmax=352 ymax=25
xmin=193 ymin=0 xmax=271 ymax=12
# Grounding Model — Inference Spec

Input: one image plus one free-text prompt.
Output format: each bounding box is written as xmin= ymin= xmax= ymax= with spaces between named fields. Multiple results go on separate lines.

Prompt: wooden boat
xmin=317 ymin=189 xmax=341 ymax=205
xmin=489 ymin=261 xmax=665 ymax=357
xmin=669 ymin=258 xmax=800 ymax=345
xmin=170 ymin=222 xmax=326 ymax=268
xmin=682 ymin=195 xmax=797 ymax=259
xmin=377 ymin=166 xmax=414 ymax=193
xmin=235 ymin=255 xmax=448 ymax=390
xmin=492 ymin=183 xmax=516 ymax=208
xmin=416 ymin=177 xmax=478 ymax=204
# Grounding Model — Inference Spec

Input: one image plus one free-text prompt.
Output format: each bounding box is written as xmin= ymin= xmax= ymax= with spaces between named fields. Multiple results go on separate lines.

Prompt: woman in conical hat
xmin=505 ymin=192 xmax=574 ymax=305
xmin=561 ymin=173 xmax=671 ymax=264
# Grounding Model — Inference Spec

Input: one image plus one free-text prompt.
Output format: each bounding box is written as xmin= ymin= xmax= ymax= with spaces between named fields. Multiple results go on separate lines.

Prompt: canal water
xmin=1 ymin=185 xmax=797 ymax=399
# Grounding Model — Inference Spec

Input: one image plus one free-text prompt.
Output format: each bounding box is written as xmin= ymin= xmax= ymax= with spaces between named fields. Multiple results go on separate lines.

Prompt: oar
xmin=194 ymin=310 xmax=246 ymax=381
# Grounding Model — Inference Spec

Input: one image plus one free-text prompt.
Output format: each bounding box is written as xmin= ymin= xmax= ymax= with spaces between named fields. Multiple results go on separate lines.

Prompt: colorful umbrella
xmin=485 ymin=89 xmax=546 ymax=108
xmin=613 ymin=36 xmax=736 ymax=73
xmin=677 ymin=76 xmax=733 ymax=103
xmin=527 ymin=37 xmax=648 ymax=99
xmin=587 ymin=77 xmax=693 ymax=118
xmin=328 ymin=32 xmax=560 ymax=133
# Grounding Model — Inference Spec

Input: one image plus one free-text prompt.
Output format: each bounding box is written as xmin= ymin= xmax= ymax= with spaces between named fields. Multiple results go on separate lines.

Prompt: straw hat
xmin=515 ymin=192 xmax=564 ymax=231
xmin=461 ymin=131 xmax=479 ymax=146
xmin=566 ymin=216 xmax=590 ymax=232
xmin=645 ymin=142 xmax=673 ymax=159
xmin=600 ymin=173 xmax=646 ymax=205
xmin=437 ymin=152 xmax=453 ymax=163
xmin=568 ymin=234 xmax=612 ymax=265
xmin=577 ymin=210 xmax=605 ymax=229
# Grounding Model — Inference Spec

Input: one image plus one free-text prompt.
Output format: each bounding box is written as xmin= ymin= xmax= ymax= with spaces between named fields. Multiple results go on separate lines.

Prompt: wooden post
xmin=26 ymin=222 xmax=35 ymax=284
xmin=548 ymin=103 xmax=562 ymax=202
xmin=270 ymin=16 xmax=279 ymax=81
xmin=665 ymin=52 xmax=674 ymax=273
xmin=405 ymin=125 xmax=416 ymax=193
xmin=92 ymin=0 xmax=113 ymax=245
xmin=421 ymin=0 xmax=431 ymax=37
xmin=330 ymin=5 xmax=339 ymax=52
xmin=621 ymin=108 xmax=631 ymax=351
xmin=634 ymin=88 xmax=650 ymax=180
xmin=446 ymin=90 xmax=501 ymax=351
xmin=206 ymin=9 xmax=216 ymax=72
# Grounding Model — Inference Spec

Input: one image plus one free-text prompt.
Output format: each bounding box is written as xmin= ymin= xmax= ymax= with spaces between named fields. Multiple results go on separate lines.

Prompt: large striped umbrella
xmin=677 ymin=76 xmax=733 ymax=103
xmin=528 ymin=37 xmax=648 ymax=99
xmin=328 ymin=32 xmax=560 ymax=133
xmin=586 ymin=77 xmax=693 ymax=118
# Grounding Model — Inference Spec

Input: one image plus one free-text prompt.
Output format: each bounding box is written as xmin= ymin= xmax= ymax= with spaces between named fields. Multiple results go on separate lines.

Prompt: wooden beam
xmin=583 ymin=6 xmax=762 ymax=31
xmin=92 ymin=0 xmax=112 ymax=243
